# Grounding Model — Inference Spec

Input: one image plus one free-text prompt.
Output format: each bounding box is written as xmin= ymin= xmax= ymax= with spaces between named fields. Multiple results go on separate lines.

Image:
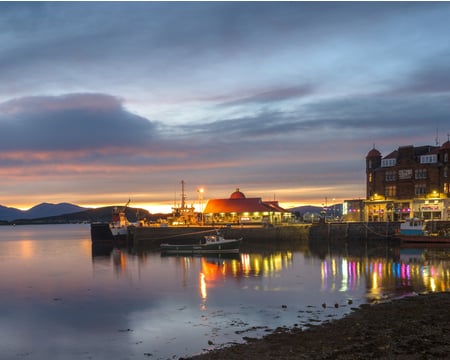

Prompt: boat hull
xmin=398 ymin=235 xmax=450 ymax=245
xmin=160 ymin=239 xmax=241 ymax=254
xmin=90 ymin=222 xmax=130 ymax=247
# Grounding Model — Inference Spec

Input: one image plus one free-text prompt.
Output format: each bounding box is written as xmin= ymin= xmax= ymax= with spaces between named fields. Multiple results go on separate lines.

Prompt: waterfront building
xmin=365 ymin=140 xmax=450 ymax=221
xmin=203 ymin=188 xmax=292 ymax=225
xmin=342 ymin=199 xmax=365 ymax=222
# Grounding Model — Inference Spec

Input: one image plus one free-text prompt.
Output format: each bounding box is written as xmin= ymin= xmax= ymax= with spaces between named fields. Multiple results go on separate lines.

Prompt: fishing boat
xmin=109 ymin=200 xmax=132 ymax=240
xmin=397 ymin=218 xmax=450 ymax=244
xmin=160 ymin=230 xmax=242 ymax=254
xmin=90 ymin=200 xmax=134 ymax=246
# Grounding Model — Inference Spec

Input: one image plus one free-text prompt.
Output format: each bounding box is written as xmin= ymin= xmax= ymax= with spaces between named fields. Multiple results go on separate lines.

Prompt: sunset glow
xmin=1 ymin=2 xmax=449 ymax=212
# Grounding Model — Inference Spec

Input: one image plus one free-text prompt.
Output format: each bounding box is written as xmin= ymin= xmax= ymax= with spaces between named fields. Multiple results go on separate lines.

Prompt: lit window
xmin=385 ymin=186 xmax=396 ymax=197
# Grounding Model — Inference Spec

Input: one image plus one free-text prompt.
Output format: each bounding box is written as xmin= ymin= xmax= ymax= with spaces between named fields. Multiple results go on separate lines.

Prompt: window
xmin=420 ymin=154 xmax=437 ymax=164
xmin=415 ymin=168 xmax=427 ymax=179
xmin=444 ymin=183 xmax=450 ymax=194
xmin=369 ymin=172 xmax=373 ymax=183
xmin=385 ymin=186 xmax=396 ymax=197
xmin=445 ymin=153 xmax=448 ymax=163
xmin=398 ymin=169 xmax=412 ymax=180
xmin=381 ymin=158 xmax=396 ymax=167
xmin=385 ymin=171 xmax=396 ymax=181
xmin=415 ymin=184 xmax=427 ymax=196
xmin=445 ymin=166 xmax=448 ymax=178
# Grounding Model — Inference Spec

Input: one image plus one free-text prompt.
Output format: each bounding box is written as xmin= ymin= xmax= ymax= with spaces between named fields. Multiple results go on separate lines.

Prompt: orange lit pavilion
xmin=203 ymin=188 xmax=291 ymax=225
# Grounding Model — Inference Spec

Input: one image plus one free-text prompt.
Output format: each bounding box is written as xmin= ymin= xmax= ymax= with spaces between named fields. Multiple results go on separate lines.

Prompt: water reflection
xmin=97 ymin=246 xmax=450 ymax=305
xmin=317 ymin=246 xmax=450 ymax=303
xmin=2 ymin=225 xmax=450 ymax=360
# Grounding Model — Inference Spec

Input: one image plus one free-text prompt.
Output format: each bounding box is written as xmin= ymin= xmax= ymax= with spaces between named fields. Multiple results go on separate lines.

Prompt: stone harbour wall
xmin=130 ymin=222 xmax=403 ymax=250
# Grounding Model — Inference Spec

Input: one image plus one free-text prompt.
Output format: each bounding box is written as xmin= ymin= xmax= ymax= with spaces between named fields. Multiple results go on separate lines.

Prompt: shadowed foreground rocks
xmin=187 ymin=292 xmax=450 ymax=359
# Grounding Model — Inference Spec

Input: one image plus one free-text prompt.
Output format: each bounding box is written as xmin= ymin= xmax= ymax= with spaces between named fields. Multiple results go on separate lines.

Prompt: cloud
xmin=0 ymin=94 xmax=157 ymax=151
xmin=389 ymin=52 xmax=450 ymax=95
xmin=1 ymin=2 xmax=450 ymax=209
xmin=217 ymin=85 xmax=315 ymax=107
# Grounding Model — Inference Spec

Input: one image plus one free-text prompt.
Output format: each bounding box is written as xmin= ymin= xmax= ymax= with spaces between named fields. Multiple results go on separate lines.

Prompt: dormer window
xmin=420 ymin=154 xmax=437 ymax=164
xmin=381 ymin=158 xmax=396 ymax=167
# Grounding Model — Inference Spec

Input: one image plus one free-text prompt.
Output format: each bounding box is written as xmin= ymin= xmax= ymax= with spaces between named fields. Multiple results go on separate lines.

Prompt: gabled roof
xmin=414 ymin=145 xmax=439 ymax=156
xmin=204 ymin=198 xmax=288 ymax=214
xmin=204 ymin=198 xmax=269 ymax=213
xmin=383 ymin=150 xmax=398 ymax=159
xmin=441 ymin=140 xmax=450 ymax=150
xmin=263 ymin=201 xmax=287 ymax=212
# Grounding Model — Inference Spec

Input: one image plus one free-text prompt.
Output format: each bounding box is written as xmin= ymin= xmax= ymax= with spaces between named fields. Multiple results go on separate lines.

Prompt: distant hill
xmin=289 ymin=204 xmax=343 ymax=220
xmin=4 ymin=205 xmax=157 ymax=225
xmin=289 ymin=205 xmax=323 ymax=214
xmin=0 ymin=205 xmax=23 ymax=222
xmin=0 ymin=202 xmax=87 ymax=222
xmin=32 ymin=206 xmax=154 ymax=224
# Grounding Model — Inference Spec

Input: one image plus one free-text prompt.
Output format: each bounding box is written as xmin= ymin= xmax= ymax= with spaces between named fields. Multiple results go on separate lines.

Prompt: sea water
xmin=1 ymin=224 xmax=449 ymax=359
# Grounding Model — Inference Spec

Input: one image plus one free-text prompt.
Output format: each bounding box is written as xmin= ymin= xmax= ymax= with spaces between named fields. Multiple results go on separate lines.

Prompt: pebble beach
xmin=188 ymin=292 xmax=450 ymax=359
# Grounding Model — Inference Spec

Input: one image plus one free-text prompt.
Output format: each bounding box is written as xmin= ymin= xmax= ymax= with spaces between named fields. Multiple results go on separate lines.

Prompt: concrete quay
xmin=129 ymin=222 xmax=404 ymax=250
xmin=131 ymin=224 xmax=311 ymax=249
xmin=309 ymin=221 xmax=400 ymax=242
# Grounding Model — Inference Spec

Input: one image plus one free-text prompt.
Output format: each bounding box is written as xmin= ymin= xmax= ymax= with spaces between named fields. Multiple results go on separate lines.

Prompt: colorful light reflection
xmin=320 ymin=252 xmax=450 ymax=301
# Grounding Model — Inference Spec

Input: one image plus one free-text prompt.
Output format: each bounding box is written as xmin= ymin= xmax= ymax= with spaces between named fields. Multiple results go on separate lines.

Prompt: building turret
xmin=440 ymin=139 xmax=450 ymax=196
xmin=366 ymin=147 xmax=381 ymax=199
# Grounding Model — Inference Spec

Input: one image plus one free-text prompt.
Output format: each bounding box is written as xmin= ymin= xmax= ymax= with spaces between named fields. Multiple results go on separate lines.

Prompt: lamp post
xmin=197 ymin=187 xmax=204 ymax=226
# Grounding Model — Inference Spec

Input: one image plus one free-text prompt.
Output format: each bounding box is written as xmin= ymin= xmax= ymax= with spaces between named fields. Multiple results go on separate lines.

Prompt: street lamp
xmin=197 ymin=187 xmax=204 ymax=226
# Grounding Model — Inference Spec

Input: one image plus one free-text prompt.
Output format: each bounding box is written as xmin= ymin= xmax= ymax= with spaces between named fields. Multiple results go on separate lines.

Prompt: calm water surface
xmin=1 ymin=224 xmax=450 ymax=359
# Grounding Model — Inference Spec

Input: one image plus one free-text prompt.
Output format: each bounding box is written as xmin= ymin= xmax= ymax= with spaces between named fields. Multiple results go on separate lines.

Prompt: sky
xmin=1 ymin=2 xmax=450 ymax=213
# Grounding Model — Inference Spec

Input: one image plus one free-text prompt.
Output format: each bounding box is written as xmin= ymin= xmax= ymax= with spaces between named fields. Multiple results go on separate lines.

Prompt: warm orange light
xmin=200 ymin=272 xmax=207 ymax=300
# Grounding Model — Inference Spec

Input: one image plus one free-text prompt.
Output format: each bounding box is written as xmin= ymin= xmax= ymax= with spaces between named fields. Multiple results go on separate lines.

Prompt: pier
xmin=131 ymin=224 xmax=311 ymax=250
xmin=118 ymin=222 xmax=408 ymax=250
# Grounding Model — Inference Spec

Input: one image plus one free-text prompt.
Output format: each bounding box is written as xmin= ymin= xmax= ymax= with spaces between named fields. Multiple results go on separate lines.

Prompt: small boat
xmin=397 ymin=218 xmax=450 ymax=244
xmin=160 ymin=230 xmax=242 ymax=254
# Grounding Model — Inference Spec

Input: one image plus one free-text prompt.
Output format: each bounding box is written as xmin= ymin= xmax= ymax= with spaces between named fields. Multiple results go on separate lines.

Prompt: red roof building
xmin=203 ymin=188 xmax=292 ymax=225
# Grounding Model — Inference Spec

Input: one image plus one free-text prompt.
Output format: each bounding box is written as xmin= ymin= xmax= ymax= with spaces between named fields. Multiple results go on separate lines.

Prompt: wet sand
xmin=187 ymin=292 xmax=450 ymax=359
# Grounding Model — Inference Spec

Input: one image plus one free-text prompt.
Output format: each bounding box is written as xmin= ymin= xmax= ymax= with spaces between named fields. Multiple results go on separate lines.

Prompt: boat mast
xmin=181 ymin=180 xmax=186 ymax=210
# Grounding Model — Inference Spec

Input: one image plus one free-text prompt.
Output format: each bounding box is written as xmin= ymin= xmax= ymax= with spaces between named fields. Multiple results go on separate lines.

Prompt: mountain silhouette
xmin=0 ymin=202 xmax=87 ymax=222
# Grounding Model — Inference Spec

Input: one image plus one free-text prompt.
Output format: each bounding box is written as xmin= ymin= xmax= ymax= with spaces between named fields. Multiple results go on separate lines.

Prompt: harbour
xmin=91 ymin=221 xmax=402 ymax=249
xmin=3 ymin=223 xmax=450 ymax=359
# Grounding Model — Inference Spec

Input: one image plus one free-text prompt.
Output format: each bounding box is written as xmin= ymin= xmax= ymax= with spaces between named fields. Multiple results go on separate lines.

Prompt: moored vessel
xmin=160 ymin=230 xmax=242 ymax=254
xmin=90 ymin=200 xmax=135 ymax=246
xmin=398 ymin=218 xmax=450 ymax=244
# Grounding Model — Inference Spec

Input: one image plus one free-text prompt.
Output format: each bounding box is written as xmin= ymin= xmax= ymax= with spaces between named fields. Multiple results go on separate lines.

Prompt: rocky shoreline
xmin=187 ymin=292 xmax=450 ymax=359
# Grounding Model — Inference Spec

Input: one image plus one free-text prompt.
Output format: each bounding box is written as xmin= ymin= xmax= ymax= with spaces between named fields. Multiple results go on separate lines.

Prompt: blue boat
xmin=398 ymin=219 xmax=450 ymax=244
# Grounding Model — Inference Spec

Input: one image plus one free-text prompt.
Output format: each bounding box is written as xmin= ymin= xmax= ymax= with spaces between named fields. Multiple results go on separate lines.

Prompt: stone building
xmin=365 ymin=140 xmax=450 ymax=221
xmin=203 ymin=188 xmax=292 ymax=225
